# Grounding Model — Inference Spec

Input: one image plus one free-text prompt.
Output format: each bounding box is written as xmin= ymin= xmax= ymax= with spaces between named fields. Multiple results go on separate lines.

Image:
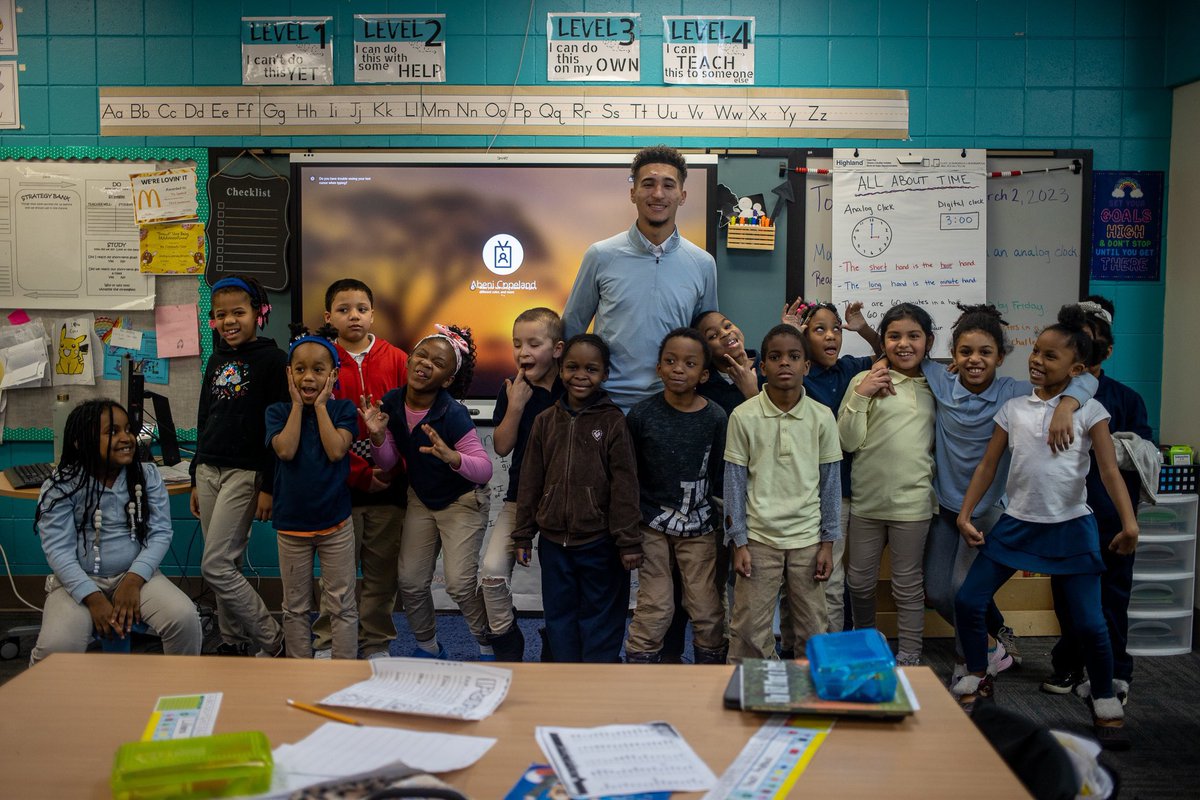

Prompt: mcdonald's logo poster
xmin=130 ymin=167 xmax=199 ymax=225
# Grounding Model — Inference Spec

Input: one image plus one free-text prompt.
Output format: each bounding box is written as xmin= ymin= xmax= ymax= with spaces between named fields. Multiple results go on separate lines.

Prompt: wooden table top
xmin=0 ymin=654 xmax=1029 ymax=798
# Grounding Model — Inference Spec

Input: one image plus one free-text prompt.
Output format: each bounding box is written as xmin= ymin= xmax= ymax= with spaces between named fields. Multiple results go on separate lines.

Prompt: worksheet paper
xmin=319 ymin=658 xmax=512 ymax=721
xmin=536 ymin=722 xmax=717 ymax=799
xmin=268 ymin=722 xmax=495 ymax=793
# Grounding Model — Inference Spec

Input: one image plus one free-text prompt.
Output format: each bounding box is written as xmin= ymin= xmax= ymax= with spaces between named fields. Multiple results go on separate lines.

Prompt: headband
xmin=416 ymin=324 xmax=470 ymax=376
xmin=1075 ymin=301 xmax=1113 ymax=326
xmin=288 ymin=335 xmax=340 ymax=368
xmin=210 ymin=277 xmax=271 ymax=328
xmin=798 ymin=301 xmax=839 ymax=323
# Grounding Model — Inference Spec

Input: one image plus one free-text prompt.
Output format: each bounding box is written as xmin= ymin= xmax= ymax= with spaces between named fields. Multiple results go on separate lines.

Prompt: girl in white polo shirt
xmin=953 ymin=308 xmax=1138 ymax=749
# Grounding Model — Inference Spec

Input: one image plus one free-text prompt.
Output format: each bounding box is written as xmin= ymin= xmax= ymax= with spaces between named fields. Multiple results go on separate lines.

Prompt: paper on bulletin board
xmin=155 ymin=303 xmax=200 ymax=358
xmin=140 ymin=221 xmax=206 ymax=274
xmin=0 ymin=61 xmax=19 ymax=129
xmin=50 ymin=315 xmax=96 ymax=386
xmin=0 ymin=318 xmax=51 ymax=389
xmin=0 ymin=161 xmax=155 ymax=310
xmin=103 ymin=331 xmax=169 ymax=385
xmin=0 ymin=0 xmax=17 ymax=56
xmin=131 ymin=168 xmax=199 ymax=225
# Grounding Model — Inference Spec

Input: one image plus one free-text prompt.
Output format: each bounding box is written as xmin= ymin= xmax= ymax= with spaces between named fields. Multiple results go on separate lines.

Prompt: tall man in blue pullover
xmin=563 ymin=146 xmax=718 ymax=413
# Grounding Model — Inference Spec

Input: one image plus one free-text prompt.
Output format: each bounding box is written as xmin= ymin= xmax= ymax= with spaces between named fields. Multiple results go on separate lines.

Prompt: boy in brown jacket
xmin=513 ymin=334 xmax=642 ymax=663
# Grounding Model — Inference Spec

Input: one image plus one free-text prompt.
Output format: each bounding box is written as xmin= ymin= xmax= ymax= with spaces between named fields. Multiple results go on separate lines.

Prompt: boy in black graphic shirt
xmin=624 ymin=328 xmax=727 ymax=664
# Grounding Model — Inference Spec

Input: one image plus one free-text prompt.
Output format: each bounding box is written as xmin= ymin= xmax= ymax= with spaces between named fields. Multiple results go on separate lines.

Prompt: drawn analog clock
xmin=851 ymin=216 xmax=893 ymax=258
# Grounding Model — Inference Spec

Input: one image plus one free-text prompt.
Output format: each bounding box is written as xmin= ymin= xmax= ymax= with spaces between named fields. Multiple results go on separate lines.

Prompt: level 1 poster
xmin=242 ymin=17 xmax=332 ymax=85
xmin=831 ymin=148 xmax=987 ymax=358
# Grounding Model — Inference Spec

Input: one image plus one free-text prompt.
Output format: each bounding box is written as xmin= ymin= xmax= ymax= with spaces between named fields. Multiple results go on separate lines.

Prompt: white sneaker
xmin=365 ymin=651 xmax=390 ymax=660
xmin=313 ymin=648 xmax=332 ymax=660
xmin=986 ymin=641 xmax=1013 ymax=676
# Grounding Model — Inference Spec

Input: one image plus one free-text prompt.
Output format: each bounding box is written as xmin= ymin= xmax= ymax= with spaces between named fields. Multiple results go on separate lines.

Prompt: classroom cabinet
xmin=1127 ymin=493 xmax=1197 ymax=656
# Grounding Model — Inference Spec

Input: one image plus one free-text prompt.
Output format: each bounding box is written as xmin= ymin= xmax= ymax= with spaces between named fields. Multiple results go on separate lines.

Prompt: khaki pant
xmin=31 ymin=572 xmax=202 ymax=665
xmin=278 ymin=518 xmax=358 ymax=659
xmin=195 ymin=463 xmax=282 ymax=654
xmin=729 ymin=540 xmax=827 ymax=661
xmin=626 ymin=526 xmax=725 ymax=655
xmin=846 ymin=514 xmax=930 ymax=658
xmin=312 ymin=503 xmax=404 ymax=656
xmin=398 ymin=488 xmax=490 ymax=645
xmin=480 ymin=501 xmax=518 ymax=635
xmin=779 ymin=502 xmax=849 ymax=649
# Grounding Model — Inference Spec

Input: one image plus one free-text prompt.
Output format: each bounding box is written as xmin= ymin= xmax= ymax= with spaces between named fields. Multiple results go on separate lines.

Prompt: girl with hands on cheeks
xmin=372 ymin=325 xmax=496 ymax=661
xmin=30 ymin=401 xmax=202 ymax=664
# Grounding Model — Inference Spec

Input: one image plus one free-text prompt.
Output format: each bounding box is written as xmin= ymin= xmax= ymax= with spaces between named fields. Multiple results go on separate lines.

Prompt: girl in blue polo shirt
xmin=364 ymin=324 xmax=494 ymax=660
xmin=266 ymin=325 xmax=359 ymax=659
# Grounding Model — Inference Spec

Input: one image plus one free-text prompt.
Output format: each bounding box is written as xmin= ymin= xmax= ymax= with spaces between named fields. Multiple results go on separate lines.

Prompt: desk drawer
xmin=1134 ymin=538 xmax=1196 ymax=575
xmin=1127 ymin=615 xmax=1193 ymax=656
xmin=1129 ymin=576 xmax=1194 ymax=614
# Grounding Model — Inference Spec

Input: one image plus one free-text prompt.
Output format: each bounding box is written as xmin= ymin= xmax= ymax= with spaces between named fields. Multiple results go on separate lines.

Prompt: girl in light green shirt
xmin=837 ymin=303 xmax=937 ymax=666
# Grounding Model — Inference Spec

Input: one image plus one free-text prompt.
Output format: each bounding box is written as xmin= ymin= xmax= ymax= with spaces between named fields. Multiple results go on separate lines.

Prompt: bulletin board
xmin=790 ymin=148 xmax=1091 ymax=378
xmin=0 ymin=147 xmax=211 ymax=440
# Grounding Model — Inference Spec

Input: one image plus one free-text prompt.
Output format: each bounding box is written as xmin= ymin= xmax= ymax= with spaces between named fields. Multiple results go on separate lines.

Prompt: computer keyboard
xmin=4 ymin=462 xmax=56 ymax=490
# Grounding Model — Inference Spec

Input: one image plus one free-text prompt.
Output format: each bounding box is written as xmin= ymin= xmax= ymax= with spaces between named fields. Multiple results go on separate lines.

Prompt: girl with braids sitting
xmin=360 ymin=324 xmax=494 ymax=660
xmin=266 ymin=324 xmax=359 ymax=659
xmin=30 ymin=400 xmax=202 ymax=664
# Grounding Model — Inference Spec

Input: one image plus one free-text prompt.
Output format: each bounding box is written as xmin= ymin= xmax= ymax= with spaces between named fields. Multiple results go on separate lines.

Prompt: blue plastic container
xmin=806 ymin=628 xmax=897 ymax=702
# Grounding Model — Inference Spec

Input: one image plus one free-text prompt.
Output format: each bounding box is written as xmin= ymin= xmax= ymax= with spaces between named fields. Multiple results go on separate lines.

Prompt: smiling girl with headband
xmin=191 ymin=274 xmax=289 ymax=657
xmin=360 ymin=324 xmax=495 ymax=660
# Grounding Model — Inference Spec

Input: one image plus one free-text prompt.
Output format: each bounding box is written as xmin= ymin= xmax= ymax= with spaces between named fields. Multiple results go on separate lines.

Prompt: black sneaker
xmin=213 ymin=641 xmax=252 ymax=657
xmin=1040 ymin=669 xmax=1084 ymax=694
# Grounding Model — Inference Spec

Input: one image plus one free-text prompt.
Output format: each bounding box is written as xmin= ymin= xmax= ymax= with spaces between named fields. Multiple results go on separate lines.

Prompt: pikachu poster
xmin=50 ymin=315 xmax=96 ymax=386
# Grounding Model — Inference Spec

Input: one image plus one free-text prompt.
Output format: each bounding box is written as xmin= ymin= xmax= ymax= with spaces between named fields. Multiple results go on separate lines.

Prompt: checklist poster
xmin=205 ymin=171 xmax=290 ymax=291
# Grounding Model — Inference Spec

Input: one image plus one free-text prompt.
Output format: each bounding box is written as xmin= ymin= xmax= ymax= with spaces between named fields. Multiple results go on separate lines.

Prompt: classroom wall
xmin=1161 ymin=79 xmax=1200 ymax=448
xmin=1166 ymin=0 xmax=1200 ymax=86
xmin=0 ymin=0 xmax=1180 ymax=580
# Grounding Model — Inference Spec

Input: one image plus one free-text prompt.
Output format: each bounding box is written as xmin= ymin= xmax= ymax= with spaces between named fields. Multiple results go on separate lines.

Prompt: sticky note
xmin=6 ymin=309 xmax=30 ymax=325
xmin=155 ymin=304 xmax=200 ymax=358
xmin=108 ymin=327 xmax=144 ymax=352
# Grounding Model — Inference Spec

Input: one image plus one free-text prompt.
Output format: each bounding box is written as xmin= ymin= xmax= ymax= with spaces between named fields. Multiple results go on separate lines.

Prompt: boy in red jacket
xmin=311 ymin=279 xmax=408 ymax=659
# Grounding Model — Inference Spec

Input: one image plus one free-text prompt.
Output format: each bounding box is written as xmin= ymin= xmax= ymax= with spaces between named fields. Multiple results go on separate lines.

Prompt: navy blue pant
xmin=1050 ymin=517 xmax=1135 ymax=682
xmin=957 ymin=552 xmax=1115 ymax=698
xmin=539 ymin=536 xmax=630 ymax=663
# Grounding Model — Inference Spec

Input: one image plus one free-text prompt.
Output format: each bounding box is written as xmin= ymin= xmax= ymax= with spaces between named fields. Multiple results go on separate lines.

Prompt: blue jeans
xmin=957 ymin=552 xmax=1115 ymax=698
xmin=1051 ymin=515 xmax=1135 ymax=682
xmin=539 ymin=536 xmax=631 ymax=663
xmin=924 ymin=506 xmax=1005 ymax=655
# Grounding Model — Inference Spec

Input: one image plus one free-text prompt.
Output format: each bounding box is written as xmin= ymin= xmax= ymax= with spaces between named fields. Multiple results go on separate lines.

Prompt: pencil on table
xmin=286 ymin=698 xmax=363 ymax=726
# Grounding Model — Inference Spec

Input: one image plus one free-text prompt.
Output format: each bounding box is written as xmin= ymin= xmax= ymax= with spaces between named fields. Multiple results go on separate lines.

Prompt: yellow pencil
xmin=286 ymin=698 xmax=363 ymax=726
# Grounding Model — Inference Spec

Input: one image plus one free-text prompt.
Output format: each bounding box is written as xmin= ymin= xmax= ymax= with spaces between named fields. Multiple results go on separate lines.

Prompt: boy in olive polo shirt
xmin=724 ymin=324 xmax=843 ymax=661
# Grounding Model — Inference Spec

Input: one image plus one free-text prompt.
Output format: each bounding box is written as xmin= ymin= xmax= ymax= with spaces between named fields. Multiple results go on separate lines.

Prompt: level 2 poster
xmin=354 ymin=14 xmax=445 ymax=83
xmin=1091 ymin=170 xmax=1162 ymax=281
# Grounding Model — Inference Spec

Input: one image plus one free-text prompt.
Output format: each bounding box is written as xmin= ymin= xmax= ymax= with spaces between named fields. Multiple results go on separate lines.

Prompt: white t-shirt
xmin=995 ymin=393 xmax=1110 ymax=523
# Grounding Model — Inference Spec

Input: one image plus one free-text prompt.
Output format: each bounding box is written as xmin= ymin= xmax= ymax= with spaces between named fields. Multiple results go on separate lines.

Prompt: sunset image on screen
xmin=297 ymin=162 xmax=711 ymax=403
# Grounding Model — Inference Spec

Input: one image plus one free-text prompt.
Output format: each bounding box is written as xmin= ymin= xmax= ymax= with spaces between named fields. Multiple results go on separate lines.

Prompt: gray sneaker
xmin=995 ymin=625 xmax=1022 ymax=666
xmin=896 ymin=651 xmax=921 ymax=667
xmin=313 ymin=648 xmax=332 ymax=660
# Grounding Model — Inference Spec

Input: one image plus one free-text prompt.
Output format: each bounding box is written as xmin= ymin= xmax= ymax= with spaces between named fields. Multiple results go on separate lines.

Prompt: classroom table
xmin=0 ymin=470 xmax=193 ymax=500
xmin=0 ymin=655 xmax=1029 ymax=798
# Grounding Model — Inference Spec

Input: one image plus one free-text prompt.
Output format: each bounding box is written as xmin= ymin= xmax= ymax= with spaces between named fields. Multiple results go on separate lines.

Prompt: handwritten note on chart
xmin=831 ymin=148 xmax=987 ymax=358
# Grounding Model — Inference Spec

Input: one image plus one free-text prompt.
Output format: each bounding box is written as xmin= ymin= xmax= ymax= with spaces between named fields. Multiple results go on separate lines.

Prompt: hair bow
xmin=1075 ymin=301 xmax=1113 ymax=325
xmin=419 ymin=324 xmax=470 ymax=376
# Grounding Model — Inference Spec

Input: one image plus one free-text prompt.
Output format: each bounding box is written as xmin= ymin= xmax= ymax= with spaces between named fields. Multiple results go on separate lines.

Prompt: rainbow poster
xmin=1091 ymin=170 xmax=1163 ymax=281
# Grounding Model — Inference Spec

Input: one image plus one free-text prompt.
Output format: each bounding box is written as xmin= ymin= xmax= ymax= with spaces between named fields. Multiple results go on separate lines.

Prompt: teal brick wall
xmin=0 ymin=0 xmax=1184 ymax=575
